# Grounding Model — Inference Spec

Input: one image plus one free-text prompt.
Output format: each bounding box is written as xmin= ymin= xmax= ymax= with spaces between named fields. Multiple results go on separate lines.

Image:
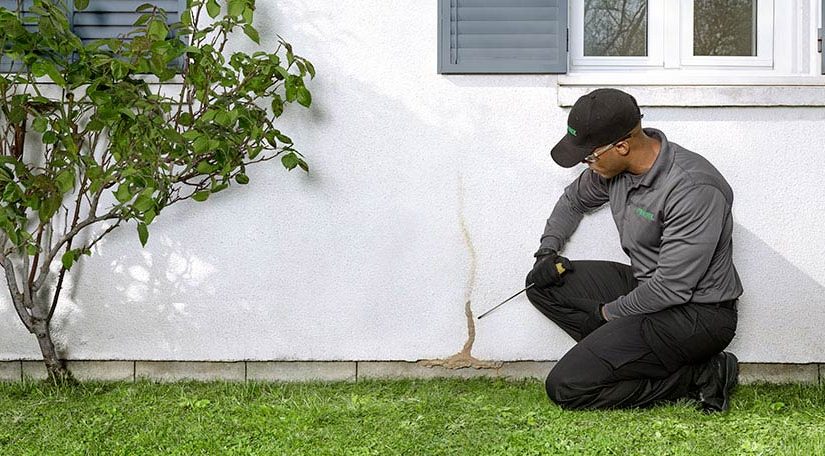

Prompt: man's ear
xmin=615 ymin=141 xmax=631 ymax=157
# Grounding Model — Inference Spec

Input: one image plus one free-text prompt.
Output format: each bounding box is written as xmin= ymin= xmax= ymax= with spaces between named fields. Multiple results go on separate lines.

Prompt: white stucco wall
xmin=2 ymin=1 xmax=824 ymax=363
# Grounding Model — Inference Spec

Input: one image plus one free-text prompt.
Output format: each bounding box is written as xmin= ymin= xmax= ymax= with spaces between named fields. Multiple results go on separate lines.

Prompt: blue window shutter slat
xmin=437 ymin=0 xmax=568 ymax=74
xmin=0 ymin=0 xmax=17 ymax=72
xmin=71 ymin=0 xmax=187 ymax=69
xmin=72 ymin=0 xmax=181 ymax=41
xmin=1 ymin=0 xmax=72 ymax=71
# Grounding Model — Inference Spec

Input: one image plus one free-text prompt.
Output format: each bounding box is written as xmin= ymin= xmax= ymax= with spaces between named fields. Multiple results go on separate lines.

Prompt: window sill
xmin=557 ymin=74 xmax=825 ymax=107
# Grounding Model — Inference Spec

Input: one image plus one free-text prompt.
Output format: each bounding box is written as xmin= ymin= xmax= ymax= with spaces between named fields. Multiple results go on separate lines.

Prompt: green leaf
xmin=74 ymin=0 xmax=89 ymax=10
xmin=134 ymin=194 xmax=154 ymax=212
xmin=134 ymin=12 xmax=152 ymax=26
xmin=206 ymin=0 xmax=220 ymax=18
xmin=182 ymin=130 xmax=200 ymax=141
xmin=136 ymin=3 xmax=157 ymax=12
xmin=284 ymin=79 xmax=297 ymax=102
xmin=8 ymin=105 xmax=26 ymax=124
xmin=179 ymin=112 xmax=194 ymax=126
xmin=56 ymin=171 xmax=74 ymax=193
xmin=137 ymin=223 xmax=149 ymax=247
xmin=119 ymin=108 xmax=136 ymax=120
xmin=61 ymin=251 xmax=75 ymax=270
xmin=298 ymin=158 xmax=309 ymax=173
xmin=274 ymin=131 xmax=292 ymax=144
xmin=296 ymin=87 xmax=312 ymax=108
xmin=42 ymin=131 xmax=58 ymax=144
xmin=227 ymin=0 xmax=244 ymax=17
xmin=0 ymin=166 xmax=13 ymax=183
xmin=86 ymin=119 xmax=104 ymax=132
xmin=242 ymin=6 xmax=253 ymax=23
xmin=192 ymin=191 xmax=210 ymax=202
xmin=148 ymin=20 xmax=168 ymax=41
xmin=271 ymin=96 xmax=284 ymax=117
xmin=304 ymin=60 xmax=316 ymax=79
xmin=111 ymin=60 xmax=129 ymax=81
xmin=115 ymin=185 xmax=132 ymax=203
xmin=215 ymin=111 xmax=231 ymax=127
xmin=3 ymin=183 xmax=21 ymax=202
xmin=193 ymin=136 xmax=210 ymax=154
xmin=235 ymin=173 xmax=249 ymax=185
xmin=144 ymin=209 xmax=156 ymax=225
xmin=39 ymin=195 xmax=61 ymax=223
xmin=30 ymin=61 xmax=49 ymax=78
xmin=32 ymin=117 xmax=48 ymax=133
xmin=243 ymin=25 xmax=260 ymax=44
xmin=281 ymin=152 xmax=298 ymax=171
xmin=31 ymin=62 xmax=66 ymax=87
xmin=196 ymin=160 xmax=215 ymax=174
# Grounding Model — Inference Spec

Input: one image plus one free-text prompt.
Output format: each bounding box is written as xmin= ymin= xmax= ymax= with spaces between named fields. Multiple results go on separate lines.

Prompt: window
xmin=569 ymin=0 xmax=821 ymax=78
xmin=571 ymin=0 xmax=774 ymax=71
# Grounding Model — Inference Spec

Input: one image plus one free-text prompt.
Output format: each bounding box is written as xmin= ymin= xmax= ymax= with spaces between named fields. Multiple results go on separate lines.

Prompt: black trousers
xmin=526 ymin=260 xmax=737 ymax=410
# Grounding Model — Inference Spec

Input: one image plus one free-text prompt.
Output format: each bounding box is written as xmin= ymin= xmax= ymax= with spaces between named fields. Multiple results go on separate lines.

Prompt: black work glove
xmin=526 ymin=248 xmax=574 ymax=288
xmin=581 ymin=304 xmax=607 ymax=336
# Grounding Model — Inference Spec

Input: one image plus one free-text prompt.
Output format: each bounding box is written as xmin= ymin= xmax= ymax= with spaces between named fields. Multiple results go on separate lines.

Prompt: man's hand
xmin=581 ymin=304 xmax=607 ymax=336
xmin=527 ymin=248 xmax=574 ymax=288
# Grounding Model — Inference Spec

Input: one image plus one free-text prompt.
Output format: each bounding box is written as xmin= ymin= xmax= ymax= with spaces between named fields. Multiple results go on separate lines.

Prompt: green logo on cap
xmin=567 ymin=125 xmax=577 ymax=136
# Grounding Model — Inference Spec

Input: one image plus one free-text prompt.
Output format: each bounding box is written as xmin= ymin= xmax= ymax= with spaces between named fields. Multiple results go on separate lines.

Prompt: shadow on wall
xmin=0 ymin=16 xmax=479 ymax=361
xmin=732 ymin=223 xmax=825 ymax=362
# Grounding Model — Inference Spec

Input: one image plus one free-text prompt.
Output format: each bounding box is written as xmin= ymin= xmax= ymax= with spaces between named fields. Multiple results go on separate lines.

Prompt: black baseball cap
xmin=551 ymin=88 xmax=643 ymax=168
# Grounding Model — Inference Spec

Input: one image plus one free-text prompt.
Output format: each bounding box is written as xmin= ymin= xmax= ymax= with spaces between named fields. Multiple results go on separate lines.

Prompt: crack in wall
xmin=419 ymin=174 xmax=501 ymax=370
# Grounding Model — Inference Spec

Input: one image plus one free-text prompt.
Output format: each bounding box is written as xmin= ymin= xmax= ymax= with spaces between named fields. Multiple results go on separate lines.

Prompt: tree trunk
xmin=31 ymin=318 xmax=72 ymax=384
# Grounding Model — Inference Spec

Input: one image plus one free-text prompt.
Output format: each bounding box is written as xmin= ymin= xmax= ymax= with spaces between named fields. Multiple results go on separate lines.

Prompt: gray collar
xmin=631 ymin=128 xmax=673 ymax=190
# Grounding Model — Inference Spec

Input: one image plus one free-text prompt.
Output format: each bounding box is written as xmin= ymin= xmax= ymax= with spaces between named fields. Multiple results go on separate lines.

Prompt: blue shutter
xmin=438 ymin=0 xmax=568 ymax=74
xmin=1 ymin=0 xmax=187 ymax=72
xmin=72 ymin=0 xmax=184 ymax=42
xmin=72 ymin=0 xmax=187 ymax=69
xmin=0 ymin=0 xmax=55 ymax=72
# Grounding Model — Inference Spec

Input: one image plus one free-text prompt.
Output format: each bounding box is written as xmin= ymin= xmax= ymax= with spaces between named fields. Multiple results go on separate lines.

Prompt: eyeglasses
xmin=581 ymin=133 xmax=632 ymax=164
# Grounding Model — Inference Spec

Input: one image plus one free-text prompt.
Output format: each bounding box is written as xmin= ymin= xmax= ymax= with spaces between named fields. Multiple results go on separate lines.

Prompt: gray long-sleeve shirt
xmin=540 ymin=129 xmax=743 ymax=320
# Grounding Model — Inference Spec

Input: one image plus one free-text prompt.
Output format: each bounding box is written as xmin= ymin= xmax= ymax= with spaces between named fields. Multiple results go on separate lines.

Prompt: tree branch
xmin=27 ymin=223 xmax=45 ymax=287
xmin=2 ymin=254 xmax=33 ymax=331
xmin=33 ymin=191 xmax=118 ymax=291
xmin=21 ymin=246 xmax=32 ymax=307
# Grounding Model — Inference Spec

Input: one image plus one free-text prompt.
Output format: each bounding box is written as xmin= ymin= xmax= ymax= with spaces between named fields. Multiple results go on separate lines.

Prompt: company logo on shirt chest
xmin=635 ymin=207 xmax=655 ymax=221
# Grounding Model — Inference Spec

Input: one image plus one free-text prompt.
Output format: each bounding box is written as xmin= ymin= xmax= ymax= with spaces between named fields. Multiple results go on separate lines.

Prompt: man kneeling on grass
xmin=527 ymin=89 xmax=741 ymax=412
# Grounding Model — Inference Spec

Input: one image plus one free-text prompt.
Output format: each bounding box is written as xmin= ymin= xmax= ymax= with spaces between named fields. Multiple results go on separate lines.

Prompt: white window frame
xmin=569 ymin=0 xmax=779 ymax=73
xmin=570 ymin=0 xmax=665 ymax=68
xmin=560 ymin=0 xmax=825 ymax=107
xmin=680 ymin=0 xmax=773 ymax=68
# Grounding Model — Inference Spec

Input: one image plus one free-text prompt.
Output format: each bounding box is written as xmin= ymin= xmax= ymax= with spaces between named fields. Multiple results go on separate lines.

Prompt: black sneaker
xmin=696 ymin=351 xmax=739 ymax=413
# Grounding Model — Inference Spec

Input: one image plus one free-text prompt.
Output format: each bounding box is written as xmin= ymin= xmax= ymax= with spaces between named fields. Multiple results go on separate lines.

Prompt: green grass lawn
xmin=1 ymin=379 xmax=824 ymax=455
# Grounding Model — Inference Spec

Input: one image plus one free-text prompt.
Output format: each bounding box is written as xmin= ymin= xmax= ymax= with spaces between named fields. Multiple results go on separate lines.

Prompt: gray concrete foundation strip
xmin=0 ymin=361 xmax=21 ymax=382
xmin=247 ymin=361 xmax=356 ymax=382
xmin=0 ymin=360 xmax=822 ymax=384
xmin=135 ymin=361 xmax=245 ymax=382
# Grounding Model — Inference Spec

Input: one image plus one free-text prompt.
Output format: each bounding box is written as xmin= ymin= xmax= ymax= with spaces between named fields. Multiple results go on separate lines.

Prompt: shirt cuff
xmin=602 ymin=299 xmax=622 ymax=321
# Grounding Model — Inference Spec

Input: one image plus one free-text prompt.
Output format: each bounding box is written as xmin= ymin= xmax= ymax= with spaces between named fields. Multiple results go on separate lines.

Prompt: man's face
xmin=584 ymin=141 xmax=628 ymax=179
